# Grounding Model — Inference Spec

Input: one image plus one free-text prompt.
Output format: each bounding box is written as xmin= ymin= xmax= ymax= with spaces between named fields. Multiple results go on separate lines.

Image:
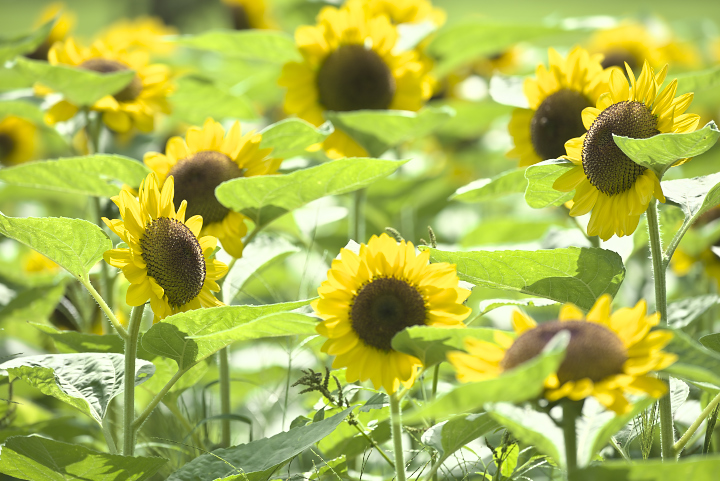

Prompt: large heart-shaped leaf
xmin=259 ymin=119 xmax=332 ymax=159
xmin=173 ymin=30 xmax=300 ymax=63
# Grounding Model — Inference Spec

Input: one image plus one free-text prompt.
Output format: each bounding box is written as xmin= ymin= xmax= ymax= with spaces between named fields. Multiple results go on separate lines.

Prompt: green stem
xmin=350 ymin=421 xmax=395 ymax=468
xmin=80 ymin=277 xmax=127 ymax=339
xmin=674 ymin=390 xmax=720 ymax=456
xmin=610 ymin=436 xmax=631 ymax=462
xmin=431 ymin=364 xmax=440 ymax=481
xmin=562 ymin=400 xmax=581 ymax=475
xmin=122 ymin=304 xmax=144 ymax=455
xmin=101 ymin=417 xmax=117 ymax=454
xmin=132 ymin=368 xmax=186 ymax=432
xmin=219 ymin=347 xmax=231 ymax=447
xmin=352 ymin=189 xmax=366 ymax=242
xmin=389 ymin=392 xmax=407 ymax=481
xmin=647 ymin=201 xmax=675 ymax=460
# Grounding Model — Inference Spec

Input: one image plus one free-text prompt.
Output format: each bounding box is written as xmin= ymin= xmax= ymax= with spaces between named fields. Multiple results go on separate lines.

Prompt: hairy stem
xmin=122 ymin=304 xmax=144 ymax=455
xmin=390 ymin=392 xmax=407 ymax=481
xmin=219 ymin=347 xmax=232 ymax=447
xmin=351 ymin=421 xmax=395 ymax=468
xmin=80 ymin=277 xmax=127 ymax=339
xmin=101 ymin=416 xmax=117 ymax=454
xmin=674 ymin=390 xmax=720 ymax=456
xmin=132 ymin=369 xmax=186 ymax=432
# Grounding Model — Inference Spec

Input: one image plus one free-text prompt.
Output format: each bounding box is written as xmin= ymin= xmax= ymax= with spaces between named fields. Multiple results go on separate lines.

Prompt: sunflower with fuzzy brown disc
xmin=448 ymin=295 xmax=676 ymax=414
xmin=44 ymin=38 xmax=172 ymax=133
xmin=0 ymin=115 xmax=38 ymax=166
xmin=102 ymin=173 xmax=227 ymax=321
xmin=144 ymin=118 xmax=280 ymax=259
xmin=553 ymin=61 xmax=700 ymax=241
xmin=313 ymin=233 xmax=471 ymax=394
xmin=507 ymin=47 xmax=616 ymax=167
xmin=279 ymin=2 xmax=431 ymax=159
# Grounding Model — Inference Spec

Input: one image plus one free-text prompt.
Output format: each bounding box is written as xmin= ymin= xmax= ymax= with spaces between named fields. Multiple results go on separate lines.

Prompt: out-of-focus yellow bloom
xmin=97 ymin=17 xmax=177 ymax=55
xmin=221 ymin=0 xmax=274 ymax=30
xmin=27 ymin=2 xmax=75 ymax=61
xmin=23 ymin=251 xmax=60 ymax=274
xmin=0 ymin=115 xmax=38 ymax=166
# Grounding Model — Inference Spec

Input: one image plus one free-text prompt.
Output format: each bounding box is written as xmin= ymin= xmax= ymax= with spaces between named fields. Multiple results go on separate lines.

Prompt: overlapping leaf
xmin=452 ymin=168 xmax=527 ymax=203
xmin=173 ymin=30 xmax=300 ymax=63
xmin=260 ymin=119 xmax=332 ymax=158
xmin=0 ymin=17 xmax=55 ymax=63
xmin=170 ymin=75 xmax=257 ymax=124
xmin=525 ymin=159 xmax=576 ymax=208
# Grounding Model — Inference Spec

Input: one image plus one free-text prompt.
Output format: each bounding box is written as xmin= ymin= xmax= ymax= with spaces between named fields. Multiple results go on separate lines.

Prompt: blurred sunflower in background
xmin=103 ymin=173 xmax=227 ymax=321
xmin=221 ymin=0 xmax=274 ymax=30
xmin=553 ymin=62 xmax=700 ymax=240
xmin=26 ymin=2 xmax=75 ymax=61
xmin=144 ymin=118 xmax=280 ymax=259
xmin=507 ymin=47 xmax=616 ymax=167
xmin=0 ymin=115 xmax=38 ymax=166
xmin=44 ymin=38 xmax=172 ymax=133
xmin=313 ymin=233 xmax=471 ymax=394
xmin=448 ymin=295 xmax=676 ymax=414
xmin=22 ymin=251 xmax=60 ymax=274
xmin=97 ymin=17 xmax=177 ymax=55
xmin=360 ymin=0 xmax=446 ymax=26
xmin=279 ymin=1 xmax=432 ymax=158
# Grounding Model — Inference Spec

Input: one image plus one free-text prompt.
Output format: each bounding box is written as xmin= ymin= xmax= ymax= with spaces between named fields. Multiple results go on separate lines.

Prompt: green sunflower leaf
xmin=173 ymin=30 xmax=300 ymax=63
xmin=33 ymin=324 xmax=126 ymax=355
xmin=216 ymin=157 xmax=407 ymax=228
xmin=477 ymin=298 xmax=558 ymax=317
xmin=663 ymin=329 xmax=720 ymax=388
xmin=0 ymin=214 xmax=111 ymax=280
xmin=428 ymin=246 xmax=625 ymax=310
xmin=0 ymin=16 xmax=56 ymax=63
xmin=676 ymin=64 xmax=720 ymax=95
xmin=613 ymin=121 xmax=720 ymax=180
xmin=461 ymin=218 xmax=561 ymax=247
xmin=524 ymin=158 xmax=576 ymax=208
xmin=392 ymin=326 xmax=512 ymax=368
xmin=166 ymin=408 xmax=352 ymax=481
xmin=432 ymin=99 xmax=514 ymax=139
xmin=12 ymin=57 xmax=136 ymax=107
xmin=0 ymin=99 xmax=46 ymax=124
xmin=260 ymin=118 xmax=333 ymax=159
xmin=0 ymin=155 xmax=149 ymax=197
xmin=0 ymin=282 xmax=66 ymax=326
xmin=142 ymin=299 xmax=316 ymax=371
xmin=422 ymin=413 xmax=499 ymax=463
xmin=451 ymin=168 xmax=527 ymax=203
xmin=0 ymin=353 xmax=155 ymax=425
xmin=568 ymin=454 xmax=720 ymax=481
xmin=325 ymin=107 xmax=453 ymax=158
xmin=668 ymin=295 xmax=720 ymax=330
xmin=170 ymin=75 xmax=257 ymax=124
xmin=0 ymin=436 xmax=166 ymax=481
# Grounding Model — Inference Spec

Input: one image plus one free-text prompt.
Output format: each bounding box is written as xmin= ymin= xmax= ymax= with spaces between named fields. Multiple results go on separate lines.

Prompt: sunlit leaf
xmin=33 ymin=324 xmax=126 ymax=355
xmin=664 ymin=330 xmax=720 ymax=388
xmin=428 ymin=246 xmax=625 ymax=310
xmin=461 ymin=218 xmax=559 ymax=247
xmin=173 ymin=30 xmax=300 ymax=63
xmin=451 ymin=169 xmax=527 ymax=203
xmin=477 ymin=298 xmax=558 ymax=316
xmin=432 ymin=99 xmax=513 ymax=139
xmin=676 ymin=65 xmax=720 ymax=95
xmin=525 ymin=159 xmax=575 ymax=208
xmin=0 ymin=99 xmax=46 ymax=124
xmin=0 ymin=282 xmax=65 ymax=325
xmin=170 ymin=75 xmax=257 ymax=124
xmin=260 ymin=119 xmax=332 ymax=158
xmin=568 ymin=454 xmax=720 ymax=481
xmin=422 ymin=413 xmax=498 ymax=463
xmin=0 ymin=17 xmax=55 ymax=63
xmin=0 ymin=436 xmax=166 ymax=481
xmin=668 ymin=295 xmax=720 ymax=330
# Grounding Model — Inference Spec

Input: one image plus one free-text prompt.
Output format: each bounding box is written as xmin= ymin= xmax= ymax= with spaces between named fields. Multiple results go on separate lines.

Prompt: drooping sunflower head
xmin=553 ymin=61 xmax=700 ymax=241
xmin=279 ymin=1 xmax=431 ymax=158
xmin=144 ymin=118 xmax=280 ymax=259
xmin=313 ymin=233 xmax=471 ymax=393
xmin=26 ymin=2 xmax=75 ymax=61
xmin=507 ymin=47 xmax=617 ymax=167
xmin=0 ymin=115 xmax=38 ymax=166
xmin=448 ymin=295 xmax=677 ymax=414
xmin=221 ymin=0 xmax=273 ymax=30
xmin=102 ymin=172 xmax=228 ymax=321
xmin=44 ymin=38 xmax=172 ymax=133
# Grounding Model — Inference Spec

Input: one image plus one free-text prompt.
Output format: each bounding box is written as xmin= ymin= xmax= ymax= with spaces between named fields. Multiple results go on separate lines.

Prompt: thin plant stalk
xmin=81 ymin=277 xmax=127 ymax=339
xmin=674 ymin=390 xmax=720 ymax=455
xmin=132 ymin=369 xmax=186 ymax=431
xmin=562 ymin=400 xmax=581 ymax=476
xmin=389 ymin=392 xmax=407 ymax=481
xmin=218 ymin=347 xmax=232 ymax=447
xmin=101 ymin=417 xmax=118 ymax=454
xmin=123 ymin=303 xmax=145 ymax=455
xmin=647 ymin=200 xmax=675 ymax=459
xmin=352 ymin=189 xmax=366 ymax=241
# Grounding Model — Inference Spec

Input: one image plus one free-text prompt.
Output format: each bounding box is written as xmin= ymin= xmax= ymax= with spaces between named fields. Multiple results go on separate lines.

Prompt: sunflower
xmin=279 ymin=2 xmax=431 ymax=159
xmin=0 ymin=115 xmax=38 ymax=166
xmin=102 ymin=173 xmax=227 ymax=321
xmin=44 ymin=38 xmax=172 ymax=133
xmin=23 ymin=250 xmax=60 ymax=274
xmin=144 ymin=118 xmax=280 ymax=259
xmin=221 ymin=0 xmax=274 ymax=30
xmin=552 ymin=61 xmax=700 ymax=241
xmin=507 ymin=47 xmax=616 ymax=167
xmin=313 ymin=233 xmax=471 ymax=393
xmin=97 ymin=17 xmax=177 ymax=55
xmin=354 ymin=0 xmax=446 ymax=26
xmin=448 ymin=295 xmax=676 ymax=414
xmin=26 ymin=2 xmax=75 ymax=61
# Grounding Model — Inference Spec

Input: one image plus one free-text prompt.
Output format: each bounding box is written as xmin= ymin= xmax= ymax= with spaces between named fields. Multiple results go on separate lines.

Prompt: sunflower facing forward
xmin=144 ymin=118 xmax=280 ymax=258
xmin=279 ymin=2 xmax=431 ymax=158
xmin=553 ymin=61 xmax=700 ymax=241
xmin=313 ymin=233 xmax=471 ymax=393
xmin=44 ymin=38 xmax=172 ymax=133
xmin=448 ymin=295 xmax=676 ymax=414
xmin=103 ymin=173 xmax=227 ymax=321
xmin=507 ymin=47 xmax=616 ymax=167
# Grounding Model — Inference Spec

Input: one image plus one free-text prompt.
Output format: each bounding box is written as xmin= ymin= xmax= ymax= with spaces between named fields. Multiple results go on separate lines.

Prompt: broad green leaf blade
xmin=173 ymin=30 xmax=300 ymax=63
xmin=142 ymin=300 xmax=316 ymax=370
xmin=216 ymin=157 xmax=407 ymax=227
xmin=477 ymin=298 xmax=558 ymax=316
xmin=451 ymin=169 xmax=527 ymax=203
xmin=0 ymin=99 xmax=46 ymax=124
xmin=461 ymin=218 xmax=559 ymax=247
xmin=13 ymin=57 xmax=136 ymax=106
xmin=613 ymin=121 xmax=720 ymax=179
xmin=0 ymin=214 xmax=111 ymax=280
xmin=260 ymin=118 xmax=332 ymax=158
xmin=170 ymin=76 xmax=257 ymax=124
xmin=676 ymin=65 xmax=720 ymax=95
xmin=428 ymin=246 xmax=625 ymax=310
xmin=0 ymin=17 xmax=55 ymax=63
xmin=668 ymin=295 xmax=720 ymax=329
xmin=33 ymin=324 xmax=125 ymax=354
xmin=664 ymin=330 xmax=720 ymax=388
xmin=432 ymin=99 xmax=513 ymax=139
xmin=0 ymin=436 xmax=166 ymax=481
xmin=0 ymin=155 xmax=149 ymax=197
xmin=525 ymin=159 xmax=575 ymax=208
xmin=325 ymin=107 xmax=453 ymax=157
xmin=699 ymin=333 xmax=720 ymax=354
xmin=0 ymin=283 xmax=65 ymax=325
xmin=0 ymin=353 xmax=155 ymax=424
xmin=167 ymin=408 xmax=352 ymax=481
xmin=392 ymin=326 xmax=511 ymax=368
xmin=422 ymin=413 xmax=498 ymax=461
xmin=568 ymin=455 xmax=720 ymax=481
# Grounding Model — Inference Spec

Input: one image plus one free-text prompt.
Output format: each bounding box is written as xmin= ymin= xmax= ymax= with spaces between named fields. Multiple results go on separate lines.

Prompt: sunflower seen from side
xmin=144 ymin=118 xmax=280 ymax=259
xmin=507 ymin=47 xmax=616 ymax=167
xmin=103 ymin=173 xmax=227 ymax=321
xmin=553 ymin=61 xmax=700 ymax=241
xmin=279 ymin=2 xmax=431 ymax=159
xmin=448 ymin=295 xmax=676 ymax=414
xmin=313 ymin=233 xmax=471 ymax=394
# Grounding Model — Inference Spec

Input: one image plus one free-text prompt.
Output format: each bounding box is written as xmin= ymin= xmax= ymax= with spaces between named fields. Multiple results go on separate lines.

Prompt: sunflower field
xmin=2 ymin=0 xmax=720 ymax=479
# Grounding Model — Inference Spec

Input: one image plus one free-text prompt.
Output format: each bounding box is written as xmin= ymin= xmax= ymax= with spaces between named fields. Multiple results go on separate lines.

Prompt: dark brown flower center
xmin=317 ymin=44 xmax=396 ymax=112
xmin=141 ymin=217 xmax=206 ymax=308
xmin=78 ymin=58 xmax=143 ymax=102
xmin=168 ymin=151 xmax=244 ymax=225
xmin=530 ymin=88 xmax=593 ymax=161
xmin=582 ymin=100 xmax=658 ymax=196
xmin=0 ymin=133 xmax=15 ymax=164
xmin=230 ymin=5 xmax=250 ymax=30
xmin=501 ymin=320 xmax=627 ymax=384
xmin=601 ymin=49 xmax=638 ymax=71
xmin=350 ymin=277 xmax=426 ymax=351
